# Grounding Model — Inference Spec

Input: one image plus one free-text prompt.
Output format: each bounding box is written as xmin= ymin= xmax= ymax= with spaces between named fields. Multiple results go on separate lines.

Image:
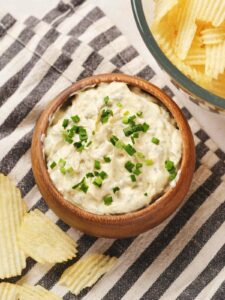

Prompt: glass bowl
xmin=131 ymin=0 xmax=225 ymax=116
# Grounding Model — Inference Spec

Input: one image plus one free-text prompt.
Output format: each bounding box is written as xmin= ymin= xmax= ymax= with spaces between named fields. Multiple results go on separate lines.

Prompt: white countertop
xmin=1 ymin=0 xmax=225 ymax=151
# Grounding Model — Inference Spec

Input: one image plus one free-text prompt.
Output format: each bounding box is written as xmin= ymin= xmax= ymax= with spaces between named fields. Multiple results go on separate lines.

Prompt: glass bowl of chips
xmin=131 ymin=0 xmax=225 ymax=115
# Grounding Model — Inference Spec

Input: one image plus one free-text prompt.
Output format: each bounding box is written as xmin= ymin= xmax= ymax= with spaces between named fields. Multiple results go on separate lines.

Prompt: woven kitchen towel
xmin=0 ymin=1 xmax=225 ymax=299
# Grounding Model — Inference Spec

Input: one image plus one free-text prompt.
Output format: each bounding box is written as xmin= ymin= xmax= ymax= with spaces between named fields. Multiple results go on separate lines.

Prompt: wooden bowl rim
xmin=32 ymin=73 xmax=195 ymax=225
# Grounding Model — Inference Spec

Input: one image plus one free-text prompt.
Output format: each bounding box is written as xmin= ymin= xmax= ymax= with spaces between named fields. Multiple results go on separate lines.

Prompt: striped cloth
xmin=0 ymin=1 xmax=225 ymax=299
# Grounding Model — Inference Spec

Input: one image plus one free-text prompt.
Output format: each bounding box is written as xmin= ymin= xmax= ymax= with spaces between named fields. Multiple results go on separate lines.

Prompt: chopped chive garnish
xmin=152 ymin=137 xmax=160 ymax=145
xmin=71 ymin=115 xmax=80 ymax=123
xmin=104 ymin=96 xmax=109 ymax=105
xmin=130 ymin=174 xmax=136 ymax=182
xmin=80 ymin=180 xmax=89 ymax=193
xmin=93 ymin=177 xmax=103 ymax=187
xmin=94 ymin=160 xmax=101 ymax=170
xmin=133 ymin=132 xmax=139 ymax=138
xmin=137 ymin=152 xmax=145 ymax=159
xmin=50 ymin=161 xmax=57 ymax=169
xmin=58 ymin=159 xmax=66 ymax=167
xmin=165 ymin=160 xmax=175 ymax=172
xmin=110 ymin=135 xmax=119 ymax=146
xmin=125 ymin=161 xmax=135 ymax=173
xmin=115 ymin=140 xmax=125 ymax=149
xmin=131 ymin=136 xmax=135 ymax=145
xmin=74 ymin=142 xmax=84 ymax=152
xmin=145 ymin=159 xmax=154 ymax=166
xmin=144 ymin=192 xmax=148 ymax=196
xmin=142 ymin=122 xmax=150 ymax=132
xmin=86 ymin=141 xmax=92 ymax=147
xmin=103 ymin=195 xmax=113 ymax=205
xmin=79 ymin=127 xmax=88 ymax=142
xmin=124 ymin=144 xmax=136 ymax=156
xmin=86 ymin=172 xmax=94 ymax=178
xmin=128 ymin=115 xmax=136 ymax=125
xmin=123 ymin=111 xmax=130 ymax=116
xmin=94 ymin=171 xmax=99 ymax=176
xmin=100 ymin=109 xmax=113 ymax=124
xmin=60 ymin=167 xmax=66 ymax=174
xmin=117 ymin=102 xmax=123 ymax=108
xmin=137 ymin=111 xmax=143 ymax=117
xmin=169 ymin=172 xmax=177 ymax=181
xmin=67 ymin=167 xmax=74 ymax=174
xmin=62 ymin=119 xmax=69 ymax=128
xmin=122 ymin=117 xmax=129 ymax=124
xmin=65 ymin=136 xmax=73 ymax=144
xmin=99 ymin=171 xmax=108 ymax=180
xmin=112 ymin=186 xmax=120 ymax=193
xmin=103 ymin=156 xmax=111 ymax=163
xmin=123 ymin=123 xmax=148 ymax=137
xmin=133 ymin=168 xmax=141 ymax=175
xmin=136 ymin=162 xmax=143 ymax=168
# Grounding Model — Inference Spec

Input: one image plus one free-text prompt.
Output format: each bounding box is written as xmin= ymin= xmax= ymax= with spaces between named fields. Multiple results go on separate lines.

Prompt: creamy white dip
xmin=44 ymin=82 xmax=182 ymax=215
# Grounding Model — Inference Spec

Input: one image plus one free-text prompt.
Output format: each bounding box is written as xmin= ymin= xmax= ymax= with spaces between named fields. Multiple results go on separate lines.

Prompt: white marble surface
xmin=0 ymin=0 xmax=224 ymax=151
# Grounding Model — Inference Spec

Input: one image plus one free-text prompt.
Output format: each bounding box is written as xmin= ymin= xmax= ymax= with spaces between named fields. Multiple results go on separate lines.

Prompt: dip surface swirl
xmin=44 ymin=82 xmax=182 ymax=215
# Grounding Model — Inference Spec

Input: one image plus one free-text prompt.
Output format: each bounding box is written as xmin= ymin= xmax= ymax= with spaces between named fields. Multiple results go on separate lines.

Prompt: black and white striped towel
xmin=0 ymin=1 xmax=225 ymax=299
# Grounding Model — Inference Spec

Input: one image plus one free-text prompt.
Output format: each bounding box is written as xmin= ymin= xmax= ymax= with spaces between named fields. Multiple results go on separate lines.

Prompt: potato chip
xmin=205 ymin=41 xmax=225 ymax=78
xmin=0 ymin=283 xmax=20 ymax=300
xmin=207 ymin=73 xmax=225 ymax=98
xmin=197 ymin=0 xmax=225 ymax=27
xmin=201 ymin=27 xmax=225 ymax=45
xmin=59 ymin=253 xmax=117 ymax=295
xmin=0 ymin=173 xmax=27 ymax=279
xmin=154 ymin=0 xmax=178 ymax=23
xmin=18 ymin=209 xmax=77 ymax=264
xmin=185 ymin=36 xmax=206 ymax=65
xmin=19 ymin=284 xmax=61 ymax=300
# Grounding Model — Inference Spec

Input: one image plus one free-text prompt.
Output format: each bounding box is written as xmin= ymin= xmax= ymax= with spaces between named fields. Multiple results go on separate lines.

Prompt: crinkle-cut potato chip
xmin=205 ymin=41 xmax=225 ymax=79
xmin=174 ymin=0 xmax=203 ymax=60
xmin=154 ymin=0 xmax=178 ymax=23
xmin=18 ymin=209 xmax=77 ymax=264
xmin=0 ymin=283 xmax=20 ymax=300
xmin=197 ymin=0 xmax=225 ymax=27
xmin=0 ymin=173 xmax=27 ymax=279
xmin=185 ymin=36 xmax=206 ymax=65
xmin=59 ymin=253 xmax=117 ymax=295
xmin=207 ymin=73 xmax=225 ymax=98
xmin=201 ymin=27 xmax=225 ymax=45
xmin=151 ymin=22 xmax=211 ymax=85
xmin=19 ymin=284 xmax=61 ymax=300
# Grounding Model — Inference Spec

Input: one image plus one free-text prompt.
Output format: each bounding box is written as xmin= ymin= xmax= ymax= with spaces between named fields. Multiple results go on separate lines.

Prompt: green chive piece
xmin=58 ymin=159 xmax=66 ymax=167
xmin=145 ymin=159 xmax=154 ymax=166
xmin=123 ymin=124 xmax=146 ymax=137
xmin=137 ymin=152 xmax=145 ymax=159
xmin=123 ymin=111 xmax=129 ymax=116
xmin=99 ymin=171 xmax=108 ymax=180
xmin=144 ymin=192 xmax=148 ymax=196
xmin=137 ymin=111 xmax=143 ymax=117
xmin=117 ymin=102 xmax=123 ymax=108
xmin=86 ymin=172 xmax=94 ymax=178
xmin=94 ymin=160 xmax=101 ymax=170
xmin=130 ymin=174 xmax=136 ymax=182
xmin=94 ymin=171 xmax=99 ymax=176
xmin=100 ymin=109 xmax=113 ymax=124
xmin=67 ymin=167 xmax=74 ymax=174
xmin=169 ymin=171 xmax=177 ymax=181
xmin=124 ymin=144 xmax=136 ymax=156
xmin=79 ymin=127 xmax=88 ymax=142
xmin=133 ymin=132 xmax=139 ymax=138
xmin=65 ymin=136 xmax=73 ymax=144
xmin=109 ymin=135 xmax=119 ymax=146
xmin=128 ymin=115 xmax=136 ymax=125
xmin=131 ymin=136 xmax=135 ymax=145
xmin=86 ymin=141 xmax=92 ymax=147
xmin=122 ymin=117 xmax=129 ymax=124
xmin=72 ymin=178 xmax=84 ymax=189
xmin=136 ymin=162 xmax=143 ymax=168
xmin=104 ymin=96 xmax=109 ymax=105
xmin=125 ymin=161 xmax=135 ymax=173
xmin=62 ymin=119 xmax=69 ymax=128
xmin=71 ymin=115 xmax=80 ymax=123
xmin=115 ymin=140 xmax=124 ymax=149
xmin=103 ymin=156 xmax=111 ymax=163
xmin=79 ymin=179 xmax=89 ymax=193
xmin=74 ymin=142 xmax=84 ymax=152
xmin=165 ymin=160 xmax=175 ymax=172
xmin=103 ymin=195 xmax=113 ymax=205
xmin=142 ymin=122 xmax=150 ymax=132
xmin=112 ymin=187 xmax=120 ymax=193
xmin=50 ymin=161 xmax=57 ymax=169
xmin=60 ymin=167 xmax=66 ymax=174
xmin=133 ymin=169 xmax=141 ymax=175
xmin=93 ymin=177 xmax=103 ymax=187
xmin=152 ymin=137 xmax=160 ymax=145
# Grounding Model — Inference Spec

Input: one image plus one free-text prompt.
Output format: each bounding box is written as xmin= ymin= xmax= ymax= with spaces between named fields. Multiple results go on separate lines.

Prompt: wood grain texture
xmin=31 ymin=73 xmax=195 ymax=238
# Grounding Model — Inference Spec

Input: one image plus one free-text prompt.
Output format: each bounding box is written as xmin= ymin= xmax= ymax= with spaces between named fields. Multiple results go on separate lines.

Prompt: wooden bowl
xmin=31 ymin=73 xmax=195 ymax=238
